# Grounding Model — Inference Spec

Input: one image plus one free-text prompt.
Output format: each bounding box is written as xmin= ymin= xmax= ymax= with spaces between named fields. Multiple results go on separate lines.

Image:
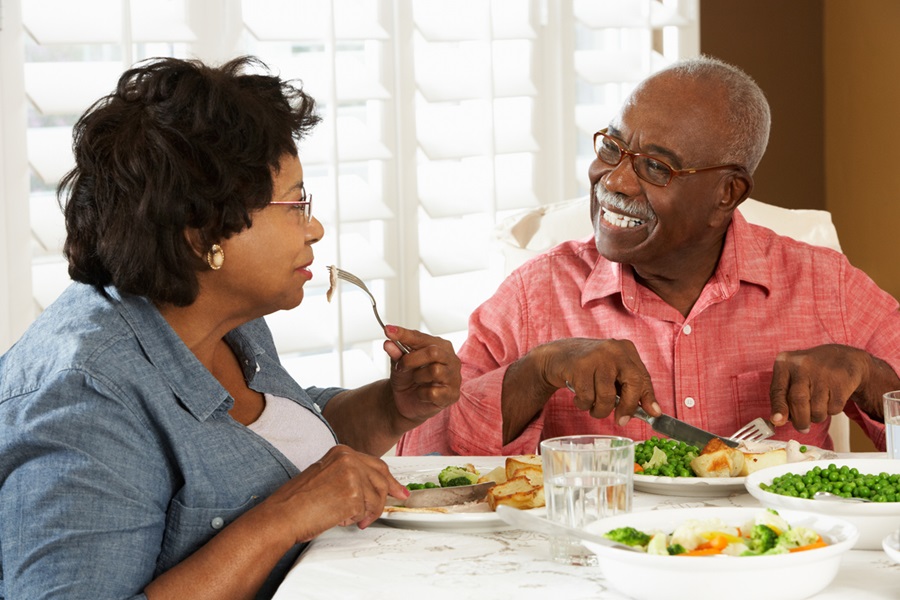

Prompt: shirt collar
xmin=107 ymin=286 xmax=265 ymax=422
xmin=580 ymin=207 xmax=773 ymax=308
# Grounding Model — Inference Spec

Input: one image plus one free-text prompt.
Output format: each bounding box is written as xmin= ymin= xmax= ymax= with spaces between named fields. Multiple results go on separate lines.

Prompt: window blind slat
xmin=25 ymin=62 xmax=122 ymax=115
xmin=26 ymin=127 xmax=74 ymax=185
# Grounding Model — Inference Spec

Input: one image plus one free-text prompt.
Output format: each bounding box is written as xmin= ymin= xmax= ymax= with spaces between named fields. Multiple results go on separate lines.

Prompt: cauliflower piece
xmin=669 ymin=518 xmax=739 ymax=551
xmin=753 ymin=508 xmax=791 ymax=535
xmin=642 ymin=446 xmax=668 ymax=470
xmin=646 ymin=532 xmax=670 ymax=555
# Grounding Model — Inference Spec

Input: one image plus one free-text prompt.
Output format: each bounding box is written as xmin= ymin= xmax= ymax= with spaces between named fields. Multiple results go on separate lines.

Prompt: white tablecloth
xmin=272 ymin=455 xmax=900 ymax=600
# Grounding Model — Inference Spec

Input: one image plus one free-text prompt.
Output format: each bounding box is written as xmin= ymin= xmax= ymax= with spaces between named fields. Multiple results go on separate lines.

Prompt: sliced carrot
xmin=680 ymin=535 xmax=729 ymax=556
xmin=681 ymin=547 xmax=723 ymax=556
xmin=634 ymin=463 xmax=644 ymax=473
xmin=789 ymin=535 xmax=827 ymax=553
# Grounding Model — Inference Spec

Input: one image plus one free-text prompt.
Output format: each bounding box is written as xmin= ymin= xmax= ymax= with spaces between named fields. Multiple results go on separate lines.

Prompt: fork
xmin=729 ymin=417 xmax=776 ymax=443
xmin=328 ymin=266 xmax=411 ymax=354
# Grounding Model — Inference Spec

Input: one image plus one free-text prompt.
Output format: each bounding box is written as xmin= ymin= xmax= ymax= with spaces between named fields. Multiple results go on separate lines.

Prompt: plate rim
xmin=744 ymin=458 xmax=900 ymax=515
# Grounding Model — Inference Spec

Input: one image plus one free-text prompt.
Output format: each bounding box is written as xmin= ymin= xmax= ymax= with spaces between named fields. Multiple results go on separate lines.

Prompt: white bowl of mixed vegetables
xmin=745 ymin=458 xmax=900 ymax=549
xmin=581 ymin=506 xmax=857 ymax=600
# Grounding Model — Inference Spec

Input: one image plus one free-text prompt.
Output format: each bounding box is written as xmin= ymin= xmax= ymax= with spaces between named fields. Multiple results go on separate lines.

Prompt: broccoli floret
xmin=603 ymin=526 xmax=653 ymax=547
xmin=667 ymin=543 xmax=687 ymax=555
xmin=438 ymin=465 xmax=479 ymax=487
xmin=775 ymin=526 xmax=820 ymax=551
xmin=743 ymin=524 xmax=779 ymax=555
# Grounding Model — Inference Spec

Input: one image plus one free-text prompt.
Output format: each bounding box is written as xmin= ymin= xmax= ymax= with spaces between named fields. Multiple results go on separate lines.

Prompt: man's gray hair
xmin=657 ymin=55 xmax=771 ymax=174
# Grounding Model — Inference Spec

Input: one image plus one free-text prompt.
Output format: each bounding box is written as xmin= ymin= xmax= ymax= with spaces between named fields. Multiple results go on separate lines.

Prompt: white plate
xmin=378 ymin=461 xmax=544 ymax=533
xmin=634 ymin=440 xmax=833 ymax=497
xmin=883 ymin=529 xmax=900 ymax=563
xmin=634 ymin=474 xmax=746 ymax=497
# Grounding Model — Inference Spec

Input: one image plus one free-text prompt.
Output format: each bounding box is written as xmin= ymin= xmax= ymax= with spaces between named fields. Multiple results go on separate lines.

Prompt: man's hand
xmin=502 ymin=338 xmax=658 ymax=443
xmin=769 ymin=344 xmax=877 ymax=432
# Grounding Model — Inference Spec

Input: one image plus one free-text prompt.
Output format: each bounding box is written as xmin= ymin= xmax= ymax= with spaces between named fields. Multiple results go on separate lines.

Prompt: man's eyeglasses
xmin=593 ymin=128 xmax=744 ymax=187
xmin=269 ymin=184 xmax=313 ymax=223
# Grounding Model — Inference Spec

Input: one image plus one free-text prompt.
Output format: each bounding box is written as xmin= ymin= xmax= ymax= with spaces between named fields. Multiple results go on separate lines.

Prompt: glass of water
xmin=540 ymin=435 xmax=634 ymax=566
xmin=884 ymin=391 xmax=900 ymax=459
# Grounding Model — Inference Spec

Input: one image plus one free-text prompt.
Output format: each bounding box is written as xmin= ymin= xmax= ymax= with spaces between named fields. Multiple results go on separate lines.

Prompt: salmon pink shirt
xmin=398 ymin=211 xmax=900 ymax=456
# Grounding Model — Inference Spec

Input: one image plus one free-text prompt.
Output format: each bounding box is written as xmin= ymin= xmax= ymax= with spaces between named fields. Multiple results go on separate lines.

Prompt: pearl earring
xmin=206 ymin=244 xmax=225 ymax=270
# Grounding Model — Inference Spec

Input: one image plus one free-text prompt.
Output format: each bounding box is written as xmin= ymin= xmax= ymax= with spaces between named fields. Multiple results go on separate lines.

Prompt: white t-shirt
xmin=248 ymin=393 xmax=337 ymax=471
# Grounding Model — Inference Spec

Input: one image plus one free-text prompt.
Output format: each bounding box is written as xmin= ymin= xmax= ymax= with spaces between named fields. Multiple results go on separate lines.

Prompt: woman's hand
xmin=383 ymin=325 xmax=461 ymax=424
xmin=262 ymin=445 xmax=408 ymax=542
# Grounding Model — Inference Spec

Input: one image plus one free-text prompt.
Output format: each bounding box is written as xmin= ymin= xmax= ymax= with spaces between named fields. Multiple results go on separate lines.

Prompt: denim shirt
xmin=0 ymin=283 xmax=342 ymax=599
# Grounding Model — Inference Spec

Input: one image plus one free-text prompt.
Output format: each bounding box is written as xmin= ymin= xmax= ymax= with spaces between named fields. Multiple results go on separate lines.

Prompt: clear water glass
xmin=540 ymin=435 xmax=634 ymax=566
xmin=884 ymin=391 xmax=900 ymax=459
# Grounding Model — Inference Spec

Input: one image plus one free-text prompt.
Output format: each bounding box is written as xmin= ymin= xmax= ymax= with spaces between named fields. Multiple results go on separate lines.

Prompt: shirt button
xmin=211 ymin=517 xmax=225 ymax=530
xmin=682 ymin=324 xmax=692 ymax=335
xmin=684 ymin=397 xmax=696 ymax=408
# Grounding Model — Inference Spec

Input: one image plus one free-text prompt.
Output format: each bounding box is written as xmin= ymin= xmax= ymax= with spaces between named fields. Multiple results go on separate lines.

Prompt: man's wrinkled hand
xmin=541 ymin=337 xmax=659 ymax=426
xmin=769 ymin=344 xmax=869 ymax=433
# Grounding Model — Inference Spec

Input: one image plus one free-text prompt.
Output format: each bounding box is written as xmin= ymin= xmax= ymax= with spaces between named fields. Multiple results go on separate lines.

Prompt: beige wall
xmin=824 ymin=0 xmax=900 ymax=302
xmin=701 ymin=0 xmax=900 ymax=451
xmin=700 ymin=0 xmax=825 ymax=212
xmin=700 ymin=0 xmax=900 ymax=300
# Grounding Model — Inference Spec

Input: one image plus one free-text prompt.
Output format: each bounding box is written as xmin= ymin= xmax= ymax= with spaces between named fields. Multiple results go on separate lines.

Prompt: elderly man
xmin=398 ymin=55 xmax=900 ymax=456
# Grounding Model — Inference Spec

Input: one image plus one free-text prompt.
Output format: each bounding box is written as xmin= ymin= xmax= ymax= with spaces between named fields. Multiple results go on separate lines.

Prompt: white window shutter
xmin=2 ymin=0 xmax=700 ymax=381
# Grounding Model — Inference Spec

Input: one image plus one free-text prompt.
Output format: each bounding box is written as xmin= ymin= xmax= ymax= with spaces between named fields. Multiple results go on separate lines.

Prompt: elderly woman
xmin=0 ymin=56 xmax=460 ymax=599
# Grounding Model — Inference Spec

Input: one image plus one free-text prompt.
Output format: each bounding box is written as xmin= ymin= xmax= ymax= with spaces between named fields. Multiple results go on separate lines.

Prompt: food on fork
xmin=326 ymin=265 xmax=338 ymax=302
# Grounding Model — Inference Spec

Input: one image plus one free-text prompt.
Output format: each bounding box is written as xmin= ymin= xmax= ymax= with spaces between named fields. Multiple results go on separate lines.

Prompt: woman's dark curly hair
xmin=59 ymin=55 xmax=320 ymax=306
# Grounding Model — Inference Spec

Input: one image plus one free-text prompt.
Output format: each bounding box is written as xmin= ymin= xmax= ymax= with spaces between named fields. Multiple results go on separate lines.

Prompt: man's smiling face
xmin=589 ymin=73 xmax=741 ymax=279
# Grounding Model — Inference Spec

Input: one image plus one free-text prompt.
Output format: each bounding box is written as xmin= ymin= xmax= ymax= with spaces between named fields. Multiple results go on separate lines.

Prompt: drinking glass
xmin=884 ymin=391 xmax=900 ymax=459
xmin=540 ymin=435 xmax=634 ymax=565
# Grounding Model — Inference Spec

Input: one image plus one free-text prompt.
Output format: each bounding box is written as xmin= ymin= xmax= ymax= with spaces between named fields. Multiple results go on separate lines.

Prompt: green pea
xmin=761 ymin=463 xmax=899 ymax=503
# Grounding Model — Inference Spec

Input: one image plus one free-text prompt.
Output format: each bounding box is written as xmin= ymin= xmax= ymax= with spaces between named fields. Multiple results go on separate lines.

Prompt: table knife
xmin=632 ymin=406 xmax=738 ymax=449
xmin=386 ymin=481 xmax=496 ymax=508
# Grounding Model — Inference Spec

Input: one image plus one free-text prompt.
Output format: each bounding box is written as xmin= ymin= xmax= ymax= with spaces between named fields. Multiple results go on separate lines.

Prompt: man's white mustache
xmin=594 ymin=183 xmax=654 ymax=221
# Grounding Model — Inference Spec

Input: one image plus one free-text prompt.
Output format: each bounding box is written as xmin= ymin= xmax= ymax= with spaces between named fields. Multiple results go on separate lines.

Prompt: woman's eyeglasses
xmin=593 ymin=128 xmax=744 ymax=187
xmin=269 ymin=184 xmax=313 ymax=223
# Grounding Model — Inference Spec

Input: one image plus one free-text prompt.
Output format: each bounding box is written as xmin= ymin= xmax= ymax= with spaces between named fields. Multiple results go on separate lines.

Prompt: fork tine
xmin=729 ymin=417 xmax=775 ymax=443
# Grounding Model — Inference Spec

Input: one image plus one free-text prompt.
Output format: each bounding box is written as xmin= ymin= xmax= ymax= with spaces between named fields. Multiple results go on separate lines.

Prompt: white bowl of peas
xmin=745 ymin=459 xmax=900 ymax=549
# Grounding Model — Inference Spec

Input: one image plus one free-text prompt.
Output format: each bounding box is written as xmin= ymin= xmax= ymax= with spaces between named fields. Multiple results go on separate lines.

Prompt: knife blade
xmin=632 ymin=406 xmax=739 ymax=449
xmin=387 ymin=481 xmax=496 ymax=508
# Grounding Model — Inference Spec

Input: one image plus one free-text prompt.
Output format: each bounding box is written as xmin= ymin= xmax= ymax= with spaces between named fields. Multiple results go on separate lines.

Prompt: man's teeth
xmin=602 ymin=208 xmax=644 ymax=228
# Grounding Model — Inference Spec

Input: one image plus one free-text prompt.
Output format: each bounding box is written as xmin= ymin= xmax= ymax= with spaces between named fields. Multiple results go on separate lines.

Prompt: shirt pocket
xmin=157 ymin=494 xmax=262 ymax=572
xmin=732 ymin=370 xmax=798 ymax=443
xmin=731 ymin=369 xmax=777 ymax=431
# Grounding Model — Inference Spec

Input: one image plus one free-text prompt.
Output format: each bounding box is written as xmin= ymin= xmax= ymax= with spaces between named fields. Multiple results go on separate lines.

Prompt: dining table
xmin=272 ymin=454 xmax=900 ymax=600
